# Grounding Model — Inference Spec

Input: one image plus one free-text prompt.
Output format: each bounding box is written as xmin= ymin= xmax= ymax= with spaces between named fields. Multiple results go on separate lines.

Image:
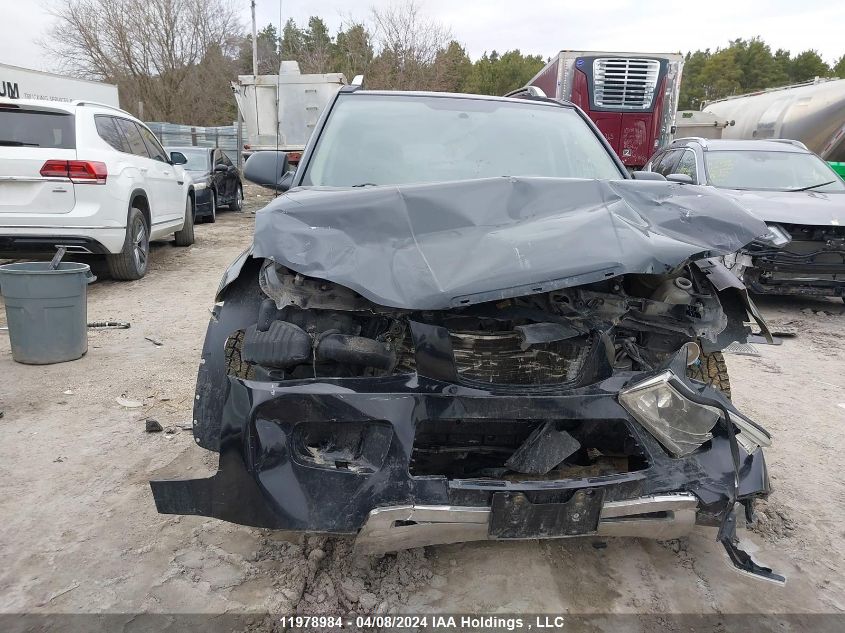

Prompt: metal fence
xmin=145 ymin=122 xmax=242 ymax=167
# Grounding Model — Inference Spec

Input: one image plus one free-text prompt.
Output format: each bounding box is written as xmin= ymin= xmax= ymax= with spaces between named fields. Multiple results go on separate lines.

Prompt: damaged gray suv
xmin=151 ymin=87 xmax=784 ymax=582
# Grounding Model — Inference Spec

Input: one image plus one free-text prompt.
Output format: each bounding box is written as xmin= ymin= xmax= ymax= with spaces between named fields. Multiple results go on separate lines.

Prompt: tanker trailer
xmin=702 ymin=78 xmax=845 ymax=162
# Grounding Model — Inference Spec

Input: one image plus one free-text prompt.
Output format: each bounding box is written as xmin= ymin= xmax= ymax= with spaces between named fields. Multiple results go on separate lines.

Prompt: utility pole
xmin=251 ymin=0 xmax=258 ymax=77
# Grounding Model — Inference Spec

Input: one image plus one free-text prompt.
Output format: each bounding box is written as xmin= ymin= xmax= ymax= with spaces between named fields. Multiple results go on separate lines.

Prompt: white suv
xmin=0 ymin=99 xmax=195 ymax=280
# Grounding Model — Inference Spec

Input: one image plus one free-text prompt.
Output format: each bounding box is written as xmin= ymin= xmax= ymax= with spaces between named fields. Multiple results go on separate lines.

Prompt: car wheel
xmin=206 ymin=190 xmax=217 ymax=224
xmin=174 ymin=195 xmax=195 ymax=246
xmin=228 ymin=186 xmax=243 ymax=211
xmin=687 ymin=350 xmax=731 ymax=399
xmin=107 ymin=207 xmax=149 ymax=281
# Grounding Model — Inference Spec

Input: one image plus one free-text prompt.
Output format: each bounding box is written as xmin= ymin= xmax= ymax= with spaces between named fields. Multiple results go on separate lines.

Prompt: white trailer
xmin=232 ymin=61 xmax=345 ymax=164
xmin=0 ymin=62 xmax=119 ymax=106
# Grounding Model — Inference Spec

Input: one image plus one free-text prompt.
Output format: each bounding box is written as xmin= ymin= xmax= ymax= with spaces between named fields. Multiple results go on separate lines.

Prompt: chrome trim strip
xmin=0 ymin=176 xmax=69 ymax=183
xmin=0 ymin=225 xmax=121 ymax=230
xmin=354 ymin=493 xmax=699 ymax=555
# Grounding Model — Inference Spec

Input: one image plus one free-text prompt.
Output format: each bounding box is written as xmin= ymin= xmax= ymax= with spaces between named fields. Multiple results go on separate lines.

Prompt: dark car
xmin=646 ymin=138 xmax=845 ymax=301
xmin=165 ymin=147 xmax=243 ymax=223
xmin=151 ymin=89 xmax=783 ymax=582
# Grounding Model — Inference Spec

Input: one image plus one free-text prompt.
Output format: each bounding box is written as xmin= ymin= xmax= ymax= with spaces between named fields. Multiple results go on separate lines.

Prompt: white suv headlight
xmin=619 ymin=371 xmax=721 ymax=457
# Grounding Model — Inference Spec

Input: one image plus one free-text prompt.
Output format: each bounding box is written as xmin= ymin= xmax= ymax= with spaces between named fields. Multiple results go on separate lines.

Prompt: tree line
xmin=238 ymin=11 xmax=545 ymax=96
xmin=45 ymin=0 xmax=845 ymax=126
xmin=680 ymin=38 xmax=845 ymax=110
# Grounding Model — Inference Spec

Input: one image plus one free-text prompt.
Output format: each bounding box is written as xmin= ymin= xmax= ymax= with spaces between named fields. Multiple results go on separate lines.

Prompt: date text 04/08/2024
xmin=278 ymin=615 xmax=571 ymax=630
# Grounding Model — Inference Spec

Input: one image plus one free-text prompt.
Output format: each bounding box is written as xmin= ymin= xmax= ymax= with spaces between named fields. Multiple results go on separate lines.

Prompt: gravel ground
xmin=1 ymin=184 xmax=844 ymax=629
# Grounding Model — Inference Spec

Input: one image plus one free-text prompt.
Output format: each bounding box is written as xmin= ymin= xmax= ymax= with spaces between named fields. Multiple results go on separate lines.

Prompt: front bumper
xmin=192 ymin=187 xmax=214 ymax=218
xmin=151 ymin=372 xmax=770 ymax=541
xmin=744 ymin=240 xmax=845 ymax=298
xmin=354 ymin=493 xmax=699 ymax=555
xmin=151 ymin=259 xmax=781 ymax=581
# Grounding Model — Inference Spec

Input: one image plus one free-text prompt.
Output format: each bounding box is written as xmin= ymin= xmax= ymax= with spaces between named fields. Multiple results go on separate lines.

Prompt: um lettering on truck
xmin=0 ymin=81 xmax=20 ymax=99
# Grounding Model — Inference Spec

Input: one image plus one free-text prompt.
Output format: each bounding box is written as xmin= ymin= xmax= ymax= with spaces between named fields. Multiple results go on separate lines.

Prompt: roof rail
xmin=341 ymin=75 xmax=364 ymax=93
xmin=503 ymin=85 xmax=547 ymax=99
xmin=671 ymin=137 xmax=709 ymax=147
xmin=72 ymin=100 xmax=128 ymax=114
xmin=770 ymin=138 xmax=809 ymax=150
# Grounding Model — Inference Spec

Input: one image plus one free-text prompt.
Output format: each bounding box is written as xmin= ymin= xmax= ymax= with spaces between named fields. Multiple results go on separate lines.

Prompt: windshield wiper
xmin=788 ymin=180 xmax=836 ymax=192
xmin=0 ymin=140 xmax=40 ymax=146
xmin=351 ymin=182 xmax=378 ymax=187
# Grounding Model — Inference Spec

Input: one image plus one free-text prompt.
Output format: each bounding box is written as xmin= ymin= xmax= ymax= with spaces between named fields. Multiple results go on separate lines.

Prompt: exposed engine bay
xmin=250 ymin=261 xmax=735 ymax=380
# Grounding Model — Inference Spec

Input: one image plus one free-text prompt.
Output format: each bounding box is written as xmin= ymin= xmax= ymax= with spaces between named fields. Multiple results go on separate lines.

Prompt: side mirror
xmin=170 ymin=151 xmax=187 ymax=165
xmin=244 ymin=151 xmax=291 ymax=191
xmin=667 ymin=173 xmax=694 ymax=184
xmin=214 ymin=164 xmax=228 ymax=173
xmin=631 ymin=171 xmax=666 ymax=181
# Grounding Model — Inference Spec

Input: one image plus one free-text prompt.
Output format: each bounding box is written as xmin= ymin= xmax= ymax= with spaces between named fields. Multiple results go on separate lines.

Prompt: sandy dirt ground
xmin=1 ymin=184 xmax=844 ymax=630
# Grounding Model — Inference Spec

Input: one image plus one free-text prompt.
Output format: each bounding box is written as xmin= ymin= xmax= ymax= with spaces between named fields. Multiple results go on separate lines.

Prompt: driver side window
xmin=654 ymin=149 xmax=683 ymax=176
xmin=674 ymin=151 xmax=698 ymax=182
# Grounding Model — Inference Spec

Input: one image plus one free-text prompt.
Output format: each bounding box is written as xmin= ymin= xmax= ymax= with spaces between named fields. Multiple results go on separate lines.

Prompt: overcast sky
xmin=1 ymin=0 xmax=842 ymax=72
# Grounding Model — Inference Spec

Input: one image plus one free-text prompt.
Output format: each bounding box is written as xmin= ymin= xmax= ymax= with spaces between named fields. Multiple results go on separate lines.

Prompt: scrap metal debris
xmin=87 ymin=321 xmax=130 ymax=329
xmin=722 ymin=342 xmax=761 ymax=356
xmin=116 ymin=395 xmax=143 ymax=408
xmin=505 ymin=422 xmax=581 ymax=475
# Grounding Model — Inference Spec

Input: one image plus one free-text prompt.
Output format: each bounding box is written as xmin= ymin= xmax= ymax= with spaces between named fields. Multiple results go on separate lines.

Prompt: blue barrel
xmin=0 ymin=262 xmax=95 ymax=364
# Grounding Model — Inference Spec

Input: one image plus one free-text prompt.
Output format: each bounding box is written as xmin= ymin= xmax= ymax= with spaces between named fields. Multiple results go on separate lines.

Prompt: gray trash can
xmin=0 ymin=262 xmax=95 ymax=364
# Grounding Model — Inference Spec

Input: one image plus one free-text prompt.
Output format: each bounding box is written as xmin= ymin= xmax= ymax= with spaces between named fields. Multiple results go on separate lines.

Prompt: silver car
xmin=645 ymin=138 xmax=845 ymax=301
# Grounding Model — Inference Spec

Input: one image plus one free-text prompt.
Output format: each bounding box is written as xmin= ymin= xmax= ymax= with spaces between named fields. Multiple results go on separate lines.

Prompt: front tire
xmin=228 ymin=185 xmax=243 ymax=211
xmin=687 ymin=350 xmax=731 ymax=399
xmin=174 ymin=195 xmax=195 ymax=246
xmin=107 ymin=207 xmax=149 ymax=281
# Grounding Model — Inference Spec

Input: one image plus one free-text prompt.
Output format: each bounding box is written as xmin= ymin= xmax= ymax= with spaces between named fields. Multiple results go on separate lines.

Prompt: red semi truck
xmin=527 ymin=51 xmax=683 ymax=169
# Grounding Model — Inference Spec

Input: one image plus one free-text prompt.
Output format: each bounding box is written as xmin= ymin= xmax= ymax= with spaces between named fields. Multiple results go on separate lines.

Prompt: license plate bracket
xmin=489 ymin=488 xmax=605 ymax=539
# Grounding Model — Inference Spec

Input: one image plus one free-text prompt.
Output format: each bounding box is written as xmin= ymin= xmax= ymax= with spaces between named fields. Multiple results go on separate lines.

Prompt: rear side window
xmin=114 ymin=118 xmax=149 ymax=157
xmin=0 ymin=107 xmax=75 ymax=149
xmin=95 ymin=115 xmax=129 ymax=153
xmin=138 ymin=124 xmax=168 ymax=162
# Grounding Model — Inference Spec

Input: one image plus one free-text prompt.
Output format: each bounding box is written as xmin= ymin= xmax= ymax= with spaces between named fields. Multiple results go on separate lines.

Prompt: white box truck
xmin=232 ymin=61 xmax=345 ymax=165
xmin=0 ymin=62 xmax=119 ymax=106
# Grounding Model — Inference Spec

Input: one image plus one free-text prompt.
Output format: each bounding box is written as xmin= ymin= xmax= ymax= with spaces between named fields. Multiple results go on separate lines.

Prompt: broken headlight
xmin=619 ymin=371 xmax=721 ymax=457
xmin=754 ymin=223 xmax=791 ymax=247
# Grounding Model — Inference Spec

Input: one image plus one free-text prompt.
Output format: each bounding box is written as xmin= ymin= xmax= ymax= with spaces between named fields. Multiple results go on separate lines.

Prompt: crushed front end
xmin=150 ymin=177 xmax=783 ymax=582
xmin=733 ymin=223 xmax=845 ymax=299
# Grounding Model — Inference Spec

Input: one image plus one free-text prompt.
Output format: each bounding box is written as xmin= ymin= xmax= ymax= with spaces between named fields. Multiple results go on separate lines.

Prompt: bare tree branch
xmin=42 ymin=0 xmax=242 ymax=124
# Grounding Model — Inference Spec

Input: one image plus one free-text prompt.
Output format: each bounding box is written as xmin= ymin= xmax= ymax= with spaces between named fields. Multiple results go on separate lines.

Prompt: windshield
xmin=170 ymin=148 xmax=209 ymax=172
xmin=704 ymin=150 xmax=845 ymax=192
xmin=301 ymin=94 xmax=623 ymax=186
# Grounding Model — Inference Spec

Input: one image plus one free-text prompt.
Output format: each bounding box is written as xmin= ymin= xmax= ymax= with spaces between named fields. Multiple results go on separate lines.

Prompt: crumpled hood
xmin=252 ymin=177 xmax=767 ymax=310
xmin=717 ymin=188 xmax=845 ymax=227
